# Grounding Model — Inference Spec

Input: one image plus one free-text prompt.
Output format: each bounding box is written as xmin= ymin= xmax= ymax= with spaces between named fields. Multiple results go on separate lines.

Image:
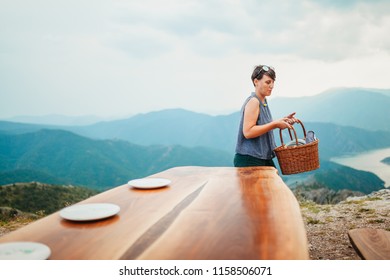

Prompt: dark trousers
xmin=233 ymin=153 xmax=276 ymax=168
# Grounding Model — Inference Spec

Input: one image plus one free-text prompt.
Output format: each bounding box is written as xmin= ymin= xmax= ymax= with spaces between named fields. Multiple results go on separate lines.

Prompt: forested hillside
xmin=0 ymin=182 xmax=98 ymax=216
xmin=0 ymin=129 xmax=232 ymax=189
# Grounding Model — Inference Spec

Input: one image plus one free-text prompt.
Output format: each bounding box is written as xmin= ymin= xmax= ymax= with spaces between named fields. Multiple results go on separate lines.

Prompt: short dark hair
xmin=251 ymin=65 xmax=276 ymax=86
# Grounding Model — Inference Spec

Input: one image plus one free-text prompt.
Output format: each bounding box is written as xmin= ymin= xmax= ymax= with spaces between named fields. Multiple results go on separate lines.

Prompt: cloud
xmin=109 ymin=0 xmax=249 ymax=58
xmin=2 ymin=0 xmax=390 ymax=61
xmin=236 ymin=0 xmax=390 ymax=61
xmin=1 ymin=0 xmax=388 ymax=60
xmin=1 ymin=0 xmax=390 ymax=118
xmin=110 ymin=27 xmax=174 ymax=59
xmin=106 ymin=0 xmax=390 ymax=61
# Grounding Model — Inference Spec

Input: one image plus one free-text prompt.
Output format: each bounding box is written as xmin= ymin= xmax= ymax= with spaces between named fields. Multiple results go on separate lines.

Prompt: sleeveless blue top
xmin=235 ymin=92 xmax=276 ymax=160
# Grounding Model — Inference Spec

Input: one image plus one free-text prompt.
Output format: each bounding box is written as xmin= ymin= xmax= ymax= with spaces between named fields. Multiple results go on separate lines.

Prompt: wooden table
xmin=0 ymin=166 xmax=309 ymax=260
xmin=348 ymin=228 xmax=390 ymax=260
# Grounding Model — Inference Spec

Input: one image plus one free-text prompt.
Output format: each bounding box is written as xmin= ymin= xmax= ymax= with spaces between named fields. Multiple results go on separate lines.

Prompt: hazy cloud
xmin=106 ymin=0 xmax=390 ymax=60
xmin=1 ymin=0 xmax=390 ymax=118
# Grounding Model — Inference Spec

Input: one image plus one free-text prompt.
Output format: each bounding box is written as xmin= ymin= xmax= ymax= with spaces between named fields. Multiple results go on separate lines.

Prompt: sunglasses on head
xmin=256 ymin=65 xmax=274 ymax=78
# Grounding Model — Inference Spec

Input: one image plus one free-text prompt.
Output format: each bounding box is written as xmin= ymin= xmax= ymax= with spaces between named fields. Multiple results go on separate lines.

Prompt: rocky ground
xmin=300 ymin=188 xmax=390 ymax=260
xmin=1 ymin=189 xmax=390 ymax=260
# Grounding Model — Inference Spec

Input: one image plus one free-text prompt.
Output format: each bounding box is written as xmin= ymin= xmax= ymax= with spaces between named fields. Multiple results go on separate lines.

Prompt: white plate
xmin=128 ymin=178 xmax=171 ymax=189
xmin=0 ymin=242 xmax=51 ymax=260
xmin=286 ymin=139 xmax=306 ymax=147
xmin=59 ymin=203 xmax=120 ymax=221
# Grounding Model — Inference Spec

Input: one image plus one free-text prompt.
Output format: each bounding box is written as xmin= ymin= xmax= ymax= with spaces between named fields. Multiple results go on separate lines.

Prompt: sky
xmin=1 ymin=0 xmax=390 ymax=119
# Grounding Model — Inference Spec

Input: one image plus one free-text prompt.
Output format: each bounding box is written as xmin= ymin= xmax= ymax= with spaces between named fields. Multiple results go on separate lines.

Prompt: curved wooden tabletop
xmin=0 ymin=166 xmax=309 ymax=260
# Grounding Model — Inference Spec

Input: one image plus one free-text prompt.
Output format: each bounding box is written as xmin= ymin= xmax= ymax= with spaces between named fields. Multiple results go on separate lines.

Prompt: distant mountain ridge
xmin=1 ymin=87 xmax=389 ymax=130
xmin=2 ymin=114 xmax=390 ymax=159
xmin=1 ymin=88 xmax=389 ymax=152
xmin=4 ymin=114 xmax=108 ymax=126
xmin=270 ymin=87 xmax=390 ymax=131
xmin=69 ymin=108 xmax=240 ymax=153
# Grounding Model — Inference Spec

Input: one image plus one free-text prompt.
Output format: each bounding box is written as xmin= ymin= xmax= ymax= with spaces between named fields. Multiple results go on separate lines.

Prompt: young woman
xmin=234 ymin=65 xmax=297 ymax=167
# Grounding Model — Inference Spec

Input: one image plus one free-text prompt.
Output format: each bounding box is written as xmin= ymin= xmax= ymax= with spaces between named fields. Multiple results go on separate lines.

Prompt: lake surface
xmin=330 ymin=147 xmax=390 ymax=188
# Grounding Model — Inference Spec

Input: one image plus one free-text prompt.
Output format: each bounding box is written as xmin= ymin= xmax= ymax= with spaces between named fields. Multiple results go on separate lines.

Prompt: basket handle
xmin=278 ymin=119 xmax=307 ymax=146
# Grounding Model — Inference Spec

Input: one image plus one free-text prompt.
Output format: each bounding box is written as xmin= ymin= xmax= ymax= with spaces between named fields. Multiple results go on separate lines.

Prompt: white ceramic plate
xmin=128 ymin=178 xmax=171 ymax=189
xmin=0 ymin=242 xmax=51 ymax=260
xmin=286 ymin=139 xmax=306 ymax=147
xmin=59 ymin=203 xmax=120 ymax=221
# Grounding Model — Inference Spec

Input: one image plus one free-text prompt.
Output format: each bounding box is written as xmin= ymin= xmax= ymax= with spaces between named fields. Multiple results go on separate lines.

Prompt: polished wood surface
xmin=0 ymin=166 xmax=309 ymax=260
xmin=348 ymin=228 xmax=390 ymax=260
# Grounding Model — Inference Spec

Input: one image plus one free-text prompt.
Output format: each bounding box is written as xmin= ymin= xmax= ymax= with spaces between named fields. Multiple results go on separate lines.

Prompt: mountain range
xmin=1 ymin=87 xmax=389 ymax=152
xmin=270 ymin=87 xmax=390 ymax=131
xmin=0 ymin=87 xmax=389 ymax=196
xmin=3 ymin=87 xmax=389 ymax=131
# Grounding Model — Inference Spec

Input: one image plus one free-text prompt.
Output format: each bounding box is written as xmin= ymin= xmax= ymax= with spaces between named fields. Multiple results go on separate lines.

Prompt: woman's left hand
xmin=284 ymin=112 xmax=299 ymax=124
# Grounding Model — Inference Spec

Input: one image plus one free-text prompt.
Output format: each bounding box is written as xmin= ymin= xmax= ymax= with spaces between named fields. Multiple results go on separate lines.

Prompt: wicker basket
xmin=274 ymin=120 xmax=319 ymax=175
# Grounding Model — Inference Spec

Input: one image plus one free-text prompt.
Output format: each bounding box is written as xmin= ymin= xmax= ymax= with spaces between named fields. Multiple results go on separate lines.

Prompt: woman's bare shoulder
xmin=245 ymin=96 xmax=260 ymax=108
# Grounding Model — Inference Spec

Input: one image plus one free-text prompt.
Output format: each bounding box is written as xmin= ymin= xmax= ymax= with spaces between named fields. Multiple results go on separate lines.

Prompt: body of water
xmin=330 ymin=147 xmax=390 ymax=188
